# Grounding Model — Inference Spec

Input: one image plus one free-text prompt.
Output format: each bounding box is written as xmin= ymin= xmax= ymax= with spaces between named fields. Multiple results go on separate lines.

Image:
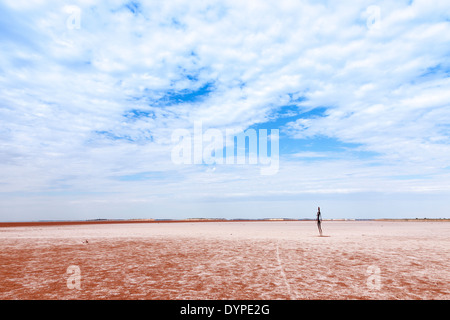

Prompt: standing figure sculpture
xmin=317 ymin=207 xmax=323 ymax=236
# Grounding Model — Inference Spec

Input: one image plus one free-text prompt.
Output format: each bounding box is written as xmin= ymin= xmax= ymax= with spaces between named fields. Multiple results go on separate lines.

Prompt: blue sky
xmin=1 ymin=0 xmax=450 ymax=221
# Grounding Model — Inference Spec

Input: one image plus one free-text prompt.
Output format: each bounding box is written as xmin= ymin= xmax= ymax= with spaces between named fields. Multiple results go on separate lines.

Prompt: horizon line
xmin=1 ymin=217 xmax=449 ymax=227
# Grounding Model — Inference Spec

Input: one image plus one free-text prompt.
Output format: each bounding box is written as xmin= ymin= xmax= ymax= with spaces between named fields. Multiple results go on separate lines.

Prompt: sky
xmin=1 ymin=0 xmax=450 ymax=221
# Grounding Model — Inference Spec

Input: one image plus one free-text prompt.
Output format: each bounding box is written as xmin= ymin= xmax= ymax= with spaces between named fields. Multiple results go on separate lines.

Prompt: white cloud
xmin=1 ymin=0 xmax=450 ymax=220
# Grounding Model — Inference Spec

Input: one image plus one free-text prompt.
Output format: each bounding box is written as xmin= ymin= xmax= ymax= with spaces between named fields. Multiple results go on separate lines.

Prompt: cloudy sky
xmin=1 ymin=0 xmax=449 ymax=221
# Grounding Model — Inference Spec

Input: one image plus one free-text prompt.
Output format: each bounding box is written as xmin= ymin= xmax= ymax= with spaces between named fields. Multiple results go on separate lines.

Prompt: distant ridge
xmin=0 ymin=217 xmax=448 ymax=227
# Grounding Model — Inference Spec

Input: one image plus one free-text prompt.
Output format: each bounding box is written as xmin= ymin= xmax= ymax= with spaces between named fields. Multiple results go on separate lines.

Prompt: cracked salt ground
xmin=0 ymin=221 xmax=449 ymax=299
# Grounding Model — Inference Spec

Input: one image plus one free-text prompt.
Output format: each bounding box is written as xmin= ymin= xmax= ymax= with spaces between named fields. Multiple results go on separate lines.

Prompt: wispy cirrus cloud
xmin=0 ymin=0 xmax=449 ymax=220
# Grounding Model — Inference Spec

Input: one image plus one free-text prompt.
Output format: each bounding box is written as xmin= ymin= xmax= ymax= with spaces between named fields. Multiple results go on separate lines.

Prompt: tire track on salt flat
xmin=275 ymin=242 xmax=297 ymax=300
